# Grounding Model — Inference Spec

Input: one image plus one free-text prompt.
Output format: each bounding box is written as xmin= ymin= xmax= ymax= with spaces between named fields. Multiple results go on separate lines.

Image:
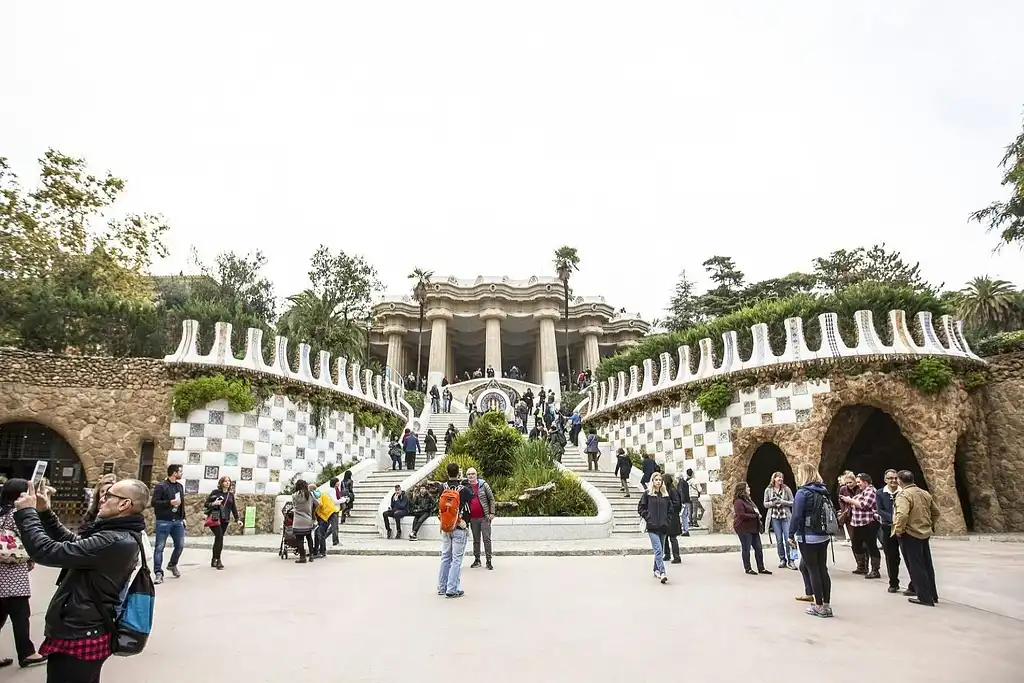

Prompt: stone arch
xmin=815 ymin=392 xmax=967 ymax=535
xmin=0 ymin=420 xmax=91 ymax=524
xmin=745 ymin=442 xmax=797 ymax=518
xmin=0 ymin=413 xmax=96 ymax=477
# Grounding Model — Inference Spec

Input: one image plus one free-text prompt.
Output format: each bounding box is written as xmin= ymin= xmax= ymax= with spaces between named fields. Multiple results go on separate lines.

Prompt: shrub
xmin=963 ymin=371 xmax=988 ymax=392
xmin=314 ymin=461 xmax=354 ymax=487
xmin=172 ymin=374 xmax=255 ymax=417
xmin=626 ymin=447 xmax=644 ymax=471
xmin=448 ymin=410 xmax=522 ymax=478
xmin=404 ymin=390 xmax=425 ymax=415
xmin=430 ymin=453 xmax=480 ymax=482
xmin=493 ymin=468 xmax=597 ymax=517
xmin=909 ymin=357 xmax=954 ymax=394
xmin=974 ymin=330 xmax=1024 ymax=357
xmin=560 ymin=390 xmax=586 ymax=412
xmin=696 ymin=381 xmax=731 ymax=418
xmin=514 ymin=439 xmax=555 ymax=469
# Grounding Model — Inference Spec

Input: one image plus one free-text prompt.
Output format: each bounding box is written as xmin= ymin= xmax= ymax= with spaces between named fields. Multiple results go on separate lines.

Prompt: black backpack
xmin=807 ymin=490 xmax=840 ymax=536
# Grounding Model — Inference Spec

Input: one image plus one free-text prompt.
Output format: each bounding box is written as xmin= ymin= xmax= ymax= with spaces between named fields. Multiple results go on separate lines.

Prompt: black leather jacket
xmin=15 ymin=508 xmax=142 ymax=641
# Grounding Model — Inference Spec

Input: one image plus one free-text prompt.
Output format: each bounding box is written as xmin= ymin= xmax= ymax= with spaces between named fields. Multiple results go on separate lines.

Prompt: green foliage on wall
xmin=963 ymin=371 xmax=988 ymax=392
xmin=974 ymin=330 xmax=1024 ymax=357
xmin=404 ymin=390 xmax=425 ymax=415
xmin=695 ymin=381 xmax=731 ymax=418
xmin=430 ymin=453 xmax=480 ymax=482
xmin=560 ymin=390 xmax=585 ymax=412
xmin=596 ymin=283 xmax=949 ymax=381
xmin=908 ymin=358 xmax=954 ymax=394
xmin=172 ymin=374 xmax=255 ymax=417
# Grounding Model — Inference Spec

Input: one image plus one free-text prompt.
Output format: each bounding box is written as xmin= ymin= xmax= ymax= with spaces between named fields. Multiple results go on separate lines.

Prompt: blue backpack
xmin=90 ymin=534 xmax=155 ymax=656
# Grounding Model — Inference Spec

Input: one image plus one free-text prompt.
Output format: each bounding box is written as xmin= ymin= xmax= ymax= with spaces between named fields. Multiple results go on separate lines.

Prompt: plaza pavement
xmin=5 ymin=538 xmax=1021 ymax=682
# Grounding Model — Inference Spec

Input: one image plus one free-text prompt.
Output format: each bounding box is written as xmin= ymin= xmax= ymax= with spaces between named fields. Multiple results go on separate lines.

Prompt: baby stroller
xmin=279 ymin=502 xmax=299 ymax=559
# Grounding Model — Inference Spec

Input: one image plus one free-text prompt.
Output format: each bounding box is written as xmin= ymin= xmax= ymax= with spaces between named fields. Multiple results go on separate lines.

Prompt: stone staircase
xmin=561 ymin=445 xmax=643 ymax=537
xmin=417 ymin=408 xmax=471 ymax=454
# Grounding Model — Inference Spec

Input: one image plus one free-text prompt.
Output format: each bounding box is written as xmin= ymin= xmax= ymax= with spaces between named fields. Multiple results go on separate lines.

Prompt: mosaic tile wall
xmin=166 ymin=395 xmax=387 ymax=495
xmin=597 ymin=380 xmax=832 ymax=495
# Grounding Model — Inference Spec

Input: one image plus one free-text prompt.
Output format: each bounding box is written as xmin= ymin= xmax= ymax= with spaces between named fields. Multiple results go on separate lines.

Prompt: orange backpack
xmin=438 ymin=485 xmax=463 ymax=533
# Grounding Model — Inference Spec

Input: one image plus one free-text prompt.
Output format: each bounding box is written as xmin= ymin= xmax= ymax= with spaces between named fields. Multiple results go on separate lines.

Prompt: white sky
xmin=5 ymin=1 xmax=1023 ymax=321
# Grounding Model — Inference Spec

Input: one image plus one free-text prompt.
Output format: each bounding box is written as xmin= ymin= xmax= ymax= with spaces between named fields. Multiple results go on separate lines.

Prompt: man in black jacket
xmin=14 ymin=477 xmax=149 ymax=683
xmin=151 ymin=464 xmax=186 ymax=584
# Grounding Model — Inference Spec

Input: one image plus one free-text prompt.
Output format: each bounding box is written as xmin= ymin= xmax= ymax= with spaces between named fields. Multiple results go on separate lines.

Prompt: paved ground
xmin=4 ymin=540 xmax=1022 ymax=682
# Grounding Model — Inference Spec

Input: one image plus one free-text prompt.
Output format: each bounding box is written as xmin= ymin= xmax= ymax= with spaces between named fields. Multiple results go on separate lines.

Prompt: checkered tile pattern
xmin=597 ymin=380 xmax=831 ymax=495
xmin=166 ymin=394 xmax=387 ymax=495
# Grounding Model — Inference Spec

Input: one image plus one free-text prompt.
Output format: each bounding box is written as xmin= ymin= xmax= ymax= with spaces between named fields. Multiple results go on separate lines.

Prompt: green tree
xmin=277 ymin=289 xmax=366 ymax=362
xmin=408 ymin=267 xmax=433 ymax=387
xmin=813 ymin=244 xmax=933 ymax=294
xmin=308 ymin=245 xmax=382 ymax=324
xmin=971 ymin=109 xmax=1024 ymax=248
xmin=553 ymin=246 xmax=580 ymax=383
xmin=956 ymin=276 xmax=1021 ymax=335
xmin=664 ymin=270 xmax=701 ymax=332
xmin=743 ymin=272 xmax=817 ymax=305
xmin=695 ymin=255 xmax=746 ymax=319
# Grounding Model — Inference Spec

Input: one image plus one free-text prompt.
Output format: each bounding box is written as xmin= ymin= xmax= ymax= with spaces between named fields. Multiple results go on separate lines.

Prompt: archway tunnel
xmin=835 ymin=407 xmax=927 ymax=493
xmin=745 ymin=442 xmax=796 ymax=519
xmin=0 ymin=421 xmax=89 ymax=525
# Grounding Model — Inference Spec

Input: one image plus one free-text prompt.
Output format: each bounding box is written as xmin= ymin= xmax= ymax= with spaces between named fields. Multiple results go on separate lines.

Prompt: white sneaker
xmin=660 ymin=573 xmax=668 ymax=584
xmin=653 ymin=571 xmax=660 ymax=580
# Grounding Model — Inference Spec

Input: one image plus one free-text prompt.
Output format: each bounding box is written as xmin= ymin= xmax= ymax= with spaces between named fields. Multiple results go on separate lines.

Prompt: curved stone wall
xmin=578 ymin=310 xmax=981 ymax=420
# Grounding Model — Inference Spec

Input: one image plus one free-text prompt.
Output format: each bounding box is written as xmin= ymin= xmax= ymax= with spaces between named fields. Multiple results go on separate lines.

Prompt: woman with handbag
xmin=291 ymin=480 xmax=317 ymax=563
xmin=0 ymin=479 xmax=46 ymax=668
xmin=204 ymin=476 xmax=240 ymax=570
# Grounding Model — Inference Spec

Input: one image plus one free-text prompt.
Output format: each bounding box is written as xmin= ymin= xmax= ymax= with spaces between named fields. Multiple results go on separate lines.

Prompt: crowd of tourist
xmin=405 ymin=367 xmax=594 ymax=392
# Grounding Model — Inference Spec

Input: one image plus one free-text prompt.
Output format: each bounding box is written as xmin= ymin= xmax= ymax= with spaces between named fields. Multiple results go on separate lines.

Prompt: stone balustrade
xmin=164 ymin=320 xmax=411 ymax=420
xmin=577 ymin=310 xmax=983 ymax=420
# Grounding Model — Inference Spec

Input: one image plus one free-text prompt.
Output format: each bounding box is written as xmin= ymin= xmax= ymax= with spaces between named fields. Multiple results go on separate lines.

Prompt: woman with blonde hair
xmin=637 ymin=472 xmax=672 ymax=583
xmin=763 ymin=471 xmax=797 ymax=570
xmin=789 ymin=463 xmax=834 ymax=618
xmin=84 ymin=473 xmax=117 ymax=525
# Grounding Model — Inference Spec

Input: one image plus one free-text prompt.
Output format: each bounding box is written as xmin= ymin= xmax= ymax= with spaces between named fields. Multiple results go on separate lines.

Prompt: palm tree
xmin=277 ymin=289 xmax=364 ymax=364
xmin=957 ymin=276 xmax=1020 ymax=335
xmin=408 ymin=268 xmax=433 ymax=389
xmin=553 ymin=246 xmax=580 ymax=388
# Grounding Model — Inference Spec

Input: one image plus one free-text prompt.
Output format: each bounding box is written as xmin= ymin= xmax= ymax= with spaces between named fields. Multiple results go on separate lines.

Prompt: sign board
xmin=244 ymin=506 xmax=256 ymax=528
xmin=101 ymin=461 xmax=115 ymax=475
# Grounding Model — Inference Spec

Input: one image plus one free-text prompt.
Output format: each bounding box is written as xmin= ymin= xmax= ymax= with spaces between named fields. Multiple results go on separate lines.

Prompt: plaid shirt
xmin=39 ymin=635 xmax=111 ymax=661
xmin=849 ymin=486 xmax=880 ymax=527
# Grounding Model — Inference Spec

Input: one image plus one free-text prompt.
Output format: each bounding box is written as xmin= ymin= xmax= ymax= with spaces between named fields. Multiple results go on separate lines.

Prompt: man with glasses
xmin=465 ymin=468 xmax=495 ymax=570
xmin=14 ymin=477 xmax=149 ymax=683
xmin=151 ymin=464 xmax=187 ymax=584
xmin=876 ymin=468 xmax=903 ymax=593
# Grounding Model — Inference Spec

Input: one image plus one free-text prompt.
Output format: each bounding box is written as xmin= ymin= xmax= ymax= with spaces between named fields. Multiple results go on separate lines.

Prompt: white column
xmin=532 ymin=335 xmax=542 ymax=385
xmin=446 ymin=334 xmax=455 ymax=381
xmin=426 ymin=308 xmax=452 ymax=390
xmin=384 ymin=324 xmax=406 ymax=378
xmin=536 ymin=309 xmax=561 ymax=395
xmin=584 ymin=332 xmax=601 ymax=371
xmin=481 ymin=309 xmax=505 ymax=376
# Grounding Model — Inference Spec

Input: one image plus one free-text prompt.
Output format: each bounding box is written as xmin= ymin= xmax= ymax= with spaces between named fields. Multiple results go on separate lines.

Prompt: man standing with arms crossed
xmin=151 ymin=464 xmax=186 ymax=584
xmin=466 ymin=468 xmax=495 ymax=570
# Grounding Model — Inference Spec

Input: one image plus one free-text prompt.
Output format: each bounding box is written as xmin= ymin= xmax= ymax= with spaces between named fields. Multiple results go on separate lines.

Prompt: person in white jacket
xmin=320 ymin=477 xmax=347 ymax=546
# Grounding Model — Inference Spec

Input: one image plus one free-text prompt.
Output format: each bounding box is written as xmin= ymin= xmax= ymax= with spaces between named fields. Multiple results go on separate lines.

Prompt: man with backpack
xmin=14 ymin=477 xmax=151 ymax=681
xmin=437 ymin=462 xmax=473 ymax=598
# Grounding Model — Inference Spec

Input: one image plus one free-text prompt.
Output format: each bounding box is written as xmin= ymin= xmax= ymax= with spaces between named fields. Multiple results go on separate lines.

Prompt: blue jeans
xmin=770 ymin=517 xmax=797 ymax=562
xmin=438 ymin=527 xmax=469 ymax=594
xmin=681 ymin=503 xmax=691 ymax=534
xmin=153 ymin=519 xmax=185 ymax=574
xmin=648 ymin=532 xmax=665 ymax=574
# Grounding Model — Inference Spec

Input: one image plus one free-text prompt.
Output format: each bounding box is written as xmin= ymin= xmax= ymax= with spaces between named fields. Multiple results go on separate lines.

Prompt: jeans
xmin=880 ymin=523 xmax=902 ymax=587
xmin=315 ymin=518 xmax=331 ymax=555
xmin=851 ymin=521 xmax=881 ymax=563
xmin=329 ymin=512 xmax=340 ymax=544
xmin=587 ymin=453 xmax=599 ymax=470
xmin=405 ymin=452 xmax=417 ymax=470
xmin=438 ymin=527 xmax=469 ymax=594
xmin=0 ymin=596 xmax=36 ymax=661
xmin=570 ymin=425 xmax=580 ymax=446
xmin=648 ymin=532 xmax=666 ymax=574
xmin=210 ymin=522 xmax=226 ymax=562
xmin=411 ymin=511 xmax=432 ymax=535
xmin=799 ymin=540 xmax=831 ymax=605
xmin=660 ymin=534 xmax=680 ymax=561
xmin=681 ymin=502 xmax=690 ymax=533
xmin=899 ymin=535 xmax=938 ymax=604
xmin=443 ymin=399 xmax=451 ymax=412
xmin=769 ymin=517 xmax=797 ymax=562
xmin=153 ymin=519 xmax=185 ymax=574
xmin=383 ymin=510 xmax=406 ymax=534
xmin=295 ymin=529 xmax=315 ymax=559
xmin=737 ymin=531 xmax=765 ymax=572
xmin=46 ymin=652 xmax=106 ymax=683
xmin=471 ymin=517 xmax=492 ymax=561
xmin=430 ymin=397 xmax=440 ymax=412
xmin=391 ymin=455 xmax=402 ymax=470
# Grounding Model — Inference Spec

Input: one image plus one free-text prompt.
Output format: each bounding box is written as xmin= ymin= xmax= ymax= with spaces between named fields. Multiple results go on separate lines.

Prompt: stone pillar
xmin=426 ymin=308 xmax=453 ymax=390
xmin=535 ymin=309 xmax=561 ymax=394
xmin=383 ymin=324 xmax=406 ymax=379
xmin=532 ymin=335 xmax=542 ymax=385
xmin=446 ymin=334 xmax=456 ymax=382
xmin=481 ymin=309 xmax=505 ymax=375
xmin=580 ymin=326 xmax=603 ymax=371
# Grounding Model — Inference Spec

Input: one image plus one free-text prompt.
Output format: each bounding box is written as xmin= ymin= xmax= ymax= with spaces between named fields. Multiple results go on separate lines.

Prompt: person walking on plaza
xmin=841 ymin=473 xmax=881 ymax=580
xmin=203 ymin=476 xmax=240 ymax=570
xmin=639 ymin=451 xmax=657 ymax=491
xmin=763 ymin=471 xmax=797 ymax=570
xmin=679 ymin=468 xmax=692 ymax=535
xmin=151 ymin=464 xmax=186 ymax=584
xmin=0 ymin=479 xmax=47 ymax=669
xmin=291 ymin=480 xmax=317 ymax=563
xmin=614 ymin=448 xmax=632 ymax=497
xmin=584 ymin=428 xmax=601 ymax=471
xmin=876 ymin=469 xmax=904 ymax=593
xmin=733 ymin=482 xmax=771 ymax=576
xmin=466 ymin=468 xmax=495 ymax=570
xmin=662 ymin=474 xmax=683 ymax=564
xmin=893 ymin=470 xmax=940 ymax=607
xmin=383 ymin=484 xmax=409 ymax=539
xmin=638 ymin=472 xmax=671 ymax=583
xmin=437 ymin=463 xmax=472 ymax=598
xmin=15 ymin=477 xmax=149 ymax=682
xmin=789 ymin=463 xmax=834 ymax=618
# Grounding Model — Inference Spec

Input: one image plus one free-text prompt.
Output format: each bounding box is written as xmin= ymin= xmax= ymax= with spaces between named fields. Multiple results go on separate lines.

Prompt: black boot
xmin=471 ymin=557 xmax=482 ymax=568
xmin=853 ymin=552 xmax=867 ymax=575
xmin=865 ymin=555 xmax=881 ymax=579
xmin=386 ymin=529 xmax=392 ymax=540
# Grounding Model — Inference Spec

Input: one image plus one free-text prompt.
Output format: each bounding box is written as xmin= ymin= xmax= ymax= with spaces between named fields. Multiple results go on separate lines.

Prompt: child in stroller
xmin=279 ymin=502 xmax=300 ymax=559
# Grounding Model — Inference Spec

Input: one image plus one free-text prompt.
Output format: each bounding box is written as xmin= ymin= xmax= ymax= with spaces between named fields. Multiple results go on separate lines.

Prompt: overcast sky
xmin=5 ymin=1 xmax=1023 ymax=321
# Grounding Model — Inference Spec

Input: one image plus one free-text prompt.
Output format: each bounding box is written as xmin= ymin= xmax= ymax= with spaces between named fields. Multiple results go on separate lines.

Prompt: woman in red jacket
xmin=733 ymin=482 xmax=772 ymax=576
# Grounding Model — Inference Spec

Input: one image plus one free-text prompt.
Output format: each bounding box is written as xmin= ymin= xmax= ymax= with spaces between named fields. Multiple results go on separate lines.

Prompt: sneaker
xmin=787 ymin=562 xmax=798 ymax=571
xmin=437 ymin=589 xmax=446 ymax=596
xmin=660 ymin=573 xmax=668 ymax=584
xmin=470 ymin=559 xmax=482 ymax=569
xmin=154 ymin=573 xmax=164 ymax=585
xmin=445 ymin=591 xmax=465 ymax=599
xmin=486 ymin=561 xmax=493 ymax=570
xmin=805 ymin=605 xmax=832 ymax=618
xmin=887 ymin=586 xmax=900 ymax=593
xmin=778 ymin=561 xmax=787 ymax=569
xmin=169 ymin=566 xmax=181 ymax=579
xmin=653 ymin=571 xmax=660 ymax=580
xmin=409 ymin=534 xmax=417 ymax=541
xmin=758 ymin=569 xmax=773 ymax=575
